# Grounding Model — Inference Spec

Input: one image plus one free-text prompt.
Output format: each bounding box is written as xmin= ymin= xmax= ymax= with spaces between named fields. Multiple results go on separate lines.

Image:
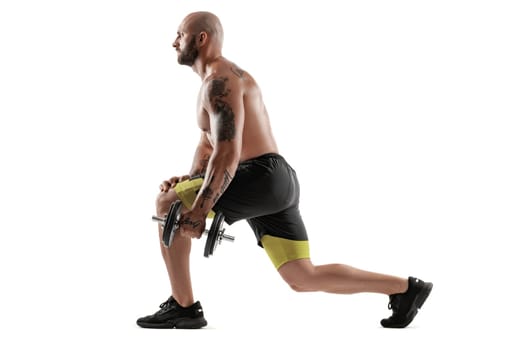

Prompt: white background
xmin=1 ymin=0 xmax=524 ymax=348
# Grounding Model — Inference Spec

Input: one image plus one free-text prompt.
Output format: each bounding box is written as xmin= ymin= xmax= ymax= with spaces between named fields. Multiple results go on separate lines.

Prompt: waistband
xmin=239 ymin=152 xmax=284 ymax=165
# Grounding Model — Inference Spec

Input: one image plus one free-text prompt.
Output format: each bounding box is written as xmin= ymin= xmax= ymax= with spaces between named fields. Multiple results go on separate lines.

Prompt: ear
xmin=197 ymin=32 xmax=208 ymax=47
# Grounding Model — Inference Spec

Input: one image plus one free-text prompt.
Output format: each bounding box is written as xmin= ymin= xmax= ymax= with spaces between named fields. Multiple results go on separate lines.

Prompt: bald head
xmin=182 ymin=11 xmax=224 ymax=48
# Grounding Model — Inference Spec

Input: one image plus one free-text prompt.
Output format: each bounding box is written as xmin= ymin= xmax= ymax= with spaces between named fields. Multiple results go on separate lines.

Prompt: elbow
xmin=226 ymin=149 xmax=241 ymax=170
xmin=211 ymin=145 xmax=241 ymax=170
xmin=230 ymin=147 xmax=241 ymax=166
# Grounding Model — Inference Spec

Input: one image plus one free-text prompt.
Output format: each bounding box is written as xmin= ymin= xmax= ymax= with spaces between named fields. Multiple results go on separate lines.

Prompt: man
xmin=136 ymin=11 xmax=432 ymax=329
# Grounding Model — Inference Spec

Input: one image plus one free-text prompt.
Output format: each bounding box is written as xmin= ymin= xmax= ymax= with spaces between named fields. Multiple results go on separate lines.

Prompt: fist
xmin=159 ymin=175 xmax=190 ymax=192
xmin=178 ymin=209 xmax=206 ymax=239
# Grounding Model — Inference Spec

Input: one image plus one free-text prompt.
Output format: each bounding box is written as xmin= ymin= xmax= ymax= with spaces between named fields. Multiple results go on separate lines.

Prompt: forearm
xmin=191 ymin=150 xmax=238 ymax=215
xmin=189 ymin=143 xmax=212 ymax=177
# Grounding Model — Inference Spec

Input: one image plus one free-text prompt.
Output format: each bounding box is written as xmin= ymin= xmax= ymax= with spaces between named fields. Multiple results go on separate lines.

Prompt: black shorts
xmin=213 ymin=153 xmax=309 ymax=245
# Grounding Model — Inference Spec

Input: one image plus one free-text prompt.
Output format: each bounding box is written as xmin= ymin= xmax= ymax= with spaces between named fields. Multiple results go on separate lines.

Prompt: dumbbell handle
xmin=151 ymin=215 xmax=234 ymax=242
xmin=151 ymin=215 xmax=166 ymax=224
xmin=218 ymin=232 xmax=235 ymax=243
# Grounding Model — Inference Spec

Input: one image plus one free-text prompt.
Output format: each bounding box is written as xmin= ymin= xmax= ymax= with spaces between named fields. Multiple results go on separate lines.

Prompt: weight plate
xmin=203 ymin=211 xmax=225 ymax=257
xmin=162 ymin=200 xmax=182 ymax=247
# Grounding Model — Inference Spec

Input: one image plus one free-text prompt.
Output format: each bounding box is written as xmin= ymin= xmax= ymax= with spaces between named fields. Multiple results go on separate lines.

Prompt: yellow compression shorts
xmin=261 ymin=235 xmax=310 ymax=269
xmin=173 ymin=177 xmax=214 ymax=218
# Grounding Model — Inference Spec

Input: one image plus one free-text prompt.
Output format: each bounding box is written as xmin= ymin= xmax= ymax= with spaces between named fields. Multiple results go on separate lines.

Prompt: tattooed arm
xmin=178 ymin=74 xmax=244 ymax=238
xmin=189 ymin=132 xmax=213 ymax=176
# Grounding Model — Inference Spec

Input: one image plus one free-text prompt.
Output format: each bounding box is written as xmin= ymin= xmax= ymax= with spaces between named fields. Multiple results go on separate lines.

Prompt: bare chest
xmin=197 ymin=107 xmax=210 ymax=131
xmin=196 ymin=86 xmax=211 ymax=132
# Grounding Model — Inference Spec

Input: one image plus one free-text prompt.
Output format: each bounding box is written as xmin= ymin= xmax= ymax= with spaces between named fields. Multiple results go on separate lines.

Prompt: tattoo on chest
xmin=208 ymin=77 xmax=236 ymax=141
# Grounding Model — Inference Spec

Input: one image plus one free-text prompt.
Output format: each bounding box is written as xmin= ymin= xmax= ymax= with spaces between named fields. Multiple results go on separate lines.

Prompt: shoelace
xmin=159 ymin=298 xmax=175 ymax=309
xmin=387 ymin=295 xmax=401 ymax=311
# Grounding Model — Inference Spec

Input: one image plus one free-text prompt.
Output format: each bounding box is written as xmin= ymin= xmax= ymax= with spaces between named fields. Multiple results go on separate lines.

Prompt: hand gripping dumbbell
xmin=151 ymin=200 xmax=235 ymax=257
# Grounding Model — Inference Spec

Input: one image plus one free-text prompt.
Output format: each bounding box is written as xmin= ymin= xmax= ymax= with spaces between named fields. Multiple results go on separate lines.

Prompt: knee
xmin=283 ymin=276 xmax=313 ymax=292
xmin=155 ymin=192 xmax=177 ymax=216
xmin=287 ymin=281 xmax=311 ymax=293
xmin=279 ymin=266 xmax=315 ymax=292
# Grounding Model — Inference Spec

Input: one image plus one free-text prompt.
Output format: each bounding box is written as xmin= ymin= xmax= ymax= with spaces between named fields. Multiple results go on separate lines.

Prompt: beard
xmin=177 ymin=35 xmax=199 ymax=66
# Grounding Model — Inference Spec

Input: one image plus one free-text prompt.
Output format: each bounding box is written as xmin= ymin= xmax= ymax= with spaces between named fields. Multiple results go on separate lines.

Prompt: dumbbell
xmin=151 ymin=200 xmax=235 ymax=257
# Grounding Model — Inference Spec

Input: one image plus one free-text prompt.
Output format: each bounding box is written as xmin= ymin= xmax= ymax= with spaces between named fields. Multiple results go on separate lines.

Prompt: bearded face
xmin=177 ymin=35 xmax=199 ymax=66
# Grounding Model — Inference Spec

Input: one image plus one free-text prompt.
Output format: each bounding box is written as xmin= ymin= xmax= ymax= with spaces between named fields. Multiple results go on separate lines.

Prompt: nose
xmin=173 ymin=38 xmax=180 ymax=49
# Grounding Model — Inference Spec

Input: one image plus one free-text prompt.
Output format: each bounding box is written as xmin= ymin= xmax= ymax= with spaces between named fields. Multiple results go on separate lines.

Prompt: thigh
xmin=156 ymin=189 xmax=180 ymax=216
xmin=247 ymin=205 xmax=309 ymax=245
xmin=261 ymin=235 xmax=311 ymax=270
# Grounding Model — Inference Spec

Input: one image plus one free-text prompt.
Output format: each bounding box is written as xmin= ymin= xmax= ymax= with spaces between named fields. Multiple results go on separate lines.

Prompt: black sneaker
xmin=136 ymin=296 xmax=207 ymax=329
xmin=381 ymin=276 xmax=433 ymax=328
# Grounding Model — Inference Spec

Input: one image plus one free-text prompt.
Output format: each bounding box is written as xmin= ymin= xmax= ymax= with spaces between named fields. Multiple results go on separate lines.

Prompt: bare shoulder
xmin=201 ymin=60 xmax=245 ymax=110
xmin=209 ymin=59 xmax=256 ymax=88
xmin=201 ymin=59 xmax=260 ymax=111
xmin=229 ymin=62 xmax=259 ymax=91
xmin=228 ymin=61 xmax=251 ymax=81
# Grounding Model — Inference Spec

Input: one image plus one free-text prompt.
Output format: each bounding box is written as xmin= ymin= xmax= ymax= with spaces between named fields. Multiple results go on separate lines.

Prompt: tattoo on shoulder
xmin=208 ymin=77 xmax=236 ymax=142
xmin=209 ymin=77 xmax=230 ymax=99
xmin=230 ymin=65 xmax=244 ymax=78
